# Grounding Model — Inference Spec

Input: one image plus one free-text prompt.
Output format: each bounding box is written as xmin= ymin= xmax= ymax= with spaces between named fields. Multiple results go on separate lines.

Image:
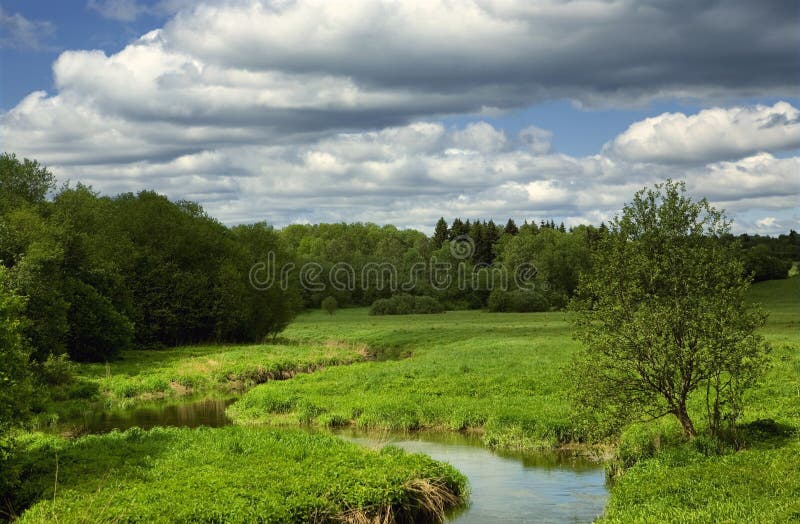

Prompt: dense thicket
xmin=0 ymin=154 xmax=301 ymax=365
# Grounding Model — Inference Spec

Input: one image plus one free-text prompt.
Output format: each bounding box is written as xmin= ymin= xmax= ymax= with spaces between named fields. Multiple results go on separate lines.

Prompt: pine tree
xmin=504 ymin=218 xmax=518 ymax=236
xmin=449 ymin=218 xmax=468 ymax=239
xmin=432 ymin=217 xmax=449 ymax=248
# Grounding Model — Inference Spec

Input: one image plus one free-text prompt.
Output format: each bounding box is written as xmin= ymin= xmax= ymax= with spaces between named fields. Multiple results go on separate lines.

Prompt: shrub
xmin=743 ymin=246 xmax=792 ymax=282
xmin=39 ymin=353 xmax=76 ymax=387
xmin=64 ymin=278 xmax=134 ymax=362
xmin=321 ymin=296 xmax=338 ymax=315
xmin=412 ymin=295 xmax=446 ymax=314
xmin=487 ymin=289 xmax=549 ymax=312
xmin=369 ymin=294 xmax=445 ymax=315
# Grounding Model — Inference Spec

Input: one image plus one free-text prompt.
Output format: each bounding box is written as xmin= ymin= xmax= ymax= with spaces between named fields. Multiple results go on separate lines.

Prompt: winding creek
xmin=56 ymin=396 xmax=609 ymax=523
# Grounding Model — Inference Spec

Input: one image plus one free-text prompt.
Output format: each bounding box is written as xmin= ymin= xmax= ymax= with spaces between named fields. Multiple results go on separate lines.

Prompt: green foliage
xmin=370 ymin=294 xmax=445 ymax=315
xmin=38 ymin=353 xmax=76 ymax=387
xmin=0 ymin=266 xmax=34 ymax=498
xmin=570 ymin=180 xmax=770 ymax=438
xmin=9 ymin=426 xmax=466 ymax=523
xmin=487 ymin=288 xmax=549 ymax=312
xmin=432 ymin=217 xmax=449 ymax=248
xmin=0 ymin=153 xmax=54 ymax=214
xmin=0 ymin=266 xmax=33 ymax=437
xmin=1 ymin=153 xmax=302 ymax=361
xmin=743 ymin=244 xmax=792 ymax=282
xmin=321 ymin=295 xmax=338 ymax=315
xmin=63 ymin=277 xmax=134 ymax=362
xmin=496 ymin=225 xmax=594 ymax=306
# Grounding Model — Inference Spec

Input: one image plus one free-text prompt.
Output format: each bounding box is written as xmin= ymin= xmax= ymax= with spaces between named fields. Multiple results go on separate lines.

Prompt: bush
xmin=487 ymin=289 xmax=549 ymax=312
xmin=321 ymin=296 xmax=338 ymax=315
xmin=369 ymin=294 xmax=445 ymax=315
xmin=64 ymin=278 xmax=134 ymax=362
xmin=744 ymin=246 xmax=792 ymax=282
xmin=39 ymin=353 xmax=76 ymax=387
xmin=412 ymin=295 xmax=446 ymax=314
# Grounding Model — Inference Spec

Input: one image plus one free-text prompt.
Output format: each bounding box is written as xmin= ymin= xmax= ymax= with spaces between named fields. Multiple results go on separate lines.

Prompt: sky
xmin=1 ymin=0 xmax=798 ymax=234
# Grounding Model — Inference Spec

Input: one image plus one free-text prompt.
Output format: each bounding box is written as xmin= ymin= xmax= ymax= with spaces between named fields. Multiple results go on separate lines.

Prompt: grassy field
xmin=50 ymin=341 xmax=369 ymax=409
xmin=229 ymin=309 xmax=590 ymax=450
xmin=11 ymin=427 xmax=466 ymax=523
xmin=15 ymin=277 xmax=798 ymax=522
xmin=227 ymin=277 xmax=799 ymax=522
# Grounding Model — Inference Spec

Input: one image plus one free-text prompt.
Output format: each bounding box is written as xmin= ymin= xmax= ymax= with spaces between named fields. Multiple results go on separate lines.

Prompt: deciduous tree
xmin=570 ymin=181 xmax=769 ymax=438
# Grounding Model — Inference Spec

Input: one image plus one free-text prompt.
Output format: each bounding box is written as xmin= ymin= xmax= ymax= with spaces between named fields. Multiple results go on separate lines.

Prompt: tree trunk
xmin=674 ymin=405 xmax=697 ymax=438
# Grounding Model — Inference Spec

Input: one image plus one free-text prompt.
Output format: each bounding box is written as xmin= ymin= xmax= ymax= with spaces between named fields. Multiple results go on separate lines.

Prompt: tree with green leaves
xmin=570 ymin=180 xmax=769 ymax=438
xmin=0 ymin=153 xmax=55 ymax=215
xmin=0 ymin=266 xmax=32 ymax=439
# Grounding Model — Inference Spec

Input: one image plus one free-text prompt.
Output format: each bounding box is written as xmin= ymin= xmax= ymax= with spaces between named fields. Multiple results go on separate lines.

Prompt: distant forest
xmin=2 ymin=153 xmax=797 ymax=363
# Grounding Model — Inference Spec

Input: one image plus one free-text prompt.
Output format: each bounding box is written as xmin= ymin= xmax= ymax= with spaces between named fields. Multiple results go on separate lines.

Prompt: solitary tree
xmin=570 ymin=181 xmax=769 ymax=438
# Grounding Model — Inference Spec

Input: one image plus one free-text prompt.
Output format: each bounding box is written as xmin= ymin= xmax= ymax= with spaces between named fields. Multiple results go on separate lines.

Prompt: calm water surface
xmin=338 ymin=430 xmax=608 ymax=523
xmin=58 ymin=397 xmax=608 ymax=523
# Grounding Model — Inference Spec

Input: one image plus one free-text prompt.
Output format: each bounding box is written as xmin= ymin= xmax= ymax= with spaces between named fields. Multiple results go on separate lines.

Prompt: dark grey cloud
xmin=164 ymin=0 xmax=799 ymax=109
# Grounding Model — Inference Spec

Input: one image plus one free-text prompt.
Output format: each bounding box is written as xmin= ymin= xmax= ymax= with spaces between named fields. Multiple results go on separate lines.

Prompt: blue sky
xmin=1 ymin=0 xmax=167 ymax=108
xmin=1 ymin=1 xmax=798 ymax=233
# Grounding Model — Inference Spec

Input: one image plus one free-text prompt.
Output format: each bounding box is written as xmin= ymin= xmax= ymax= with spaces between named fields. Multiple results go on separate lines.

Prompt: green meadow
xmin=9 ymin=277 xmax=799 ymax=522
xmin=13 ymin=427 xmax=467 ymax=523
xmin=230 ymin=276 xmax=799 ymax=521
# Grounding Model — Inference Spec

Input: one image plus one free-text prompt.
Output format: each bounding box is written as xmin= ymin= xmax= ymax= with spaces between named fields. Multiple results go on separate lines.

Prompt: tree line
xmin=1 ymin=153 xmax=301 ymax=366
xmin=2 ymin=152 xmax=796 ymax=366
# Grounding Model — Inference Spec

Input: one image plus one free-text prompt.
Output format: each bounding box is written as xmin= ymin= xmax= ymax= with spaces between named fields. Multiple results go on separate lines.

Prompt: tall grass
xmin=10 ymin=427 xmax=467 ymax=523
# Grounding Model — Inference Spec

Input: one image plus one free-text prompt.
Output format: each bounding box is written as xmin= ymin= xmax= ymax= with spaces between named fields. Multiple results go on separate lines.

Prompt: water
xmin=338 ymin=430 xmax=608 ymax=524
xmin=57 ymin=397 xmax=609 ymax=523
xmin=58 ymin=396 xmax=236 ymax=434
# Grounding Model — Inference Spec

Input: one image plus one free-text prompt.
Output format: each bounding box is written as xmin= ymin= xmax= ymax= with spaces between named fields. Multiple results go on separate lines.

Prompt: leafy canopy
xmin=570 ymin=180 xmax=769 ymax=438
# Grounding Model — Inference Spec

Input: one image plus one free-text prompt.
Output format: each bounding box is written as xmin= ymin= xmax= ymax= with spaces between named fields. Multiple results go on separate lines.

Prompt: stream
xmin=57 ymin=396 xmax=609 ymax=523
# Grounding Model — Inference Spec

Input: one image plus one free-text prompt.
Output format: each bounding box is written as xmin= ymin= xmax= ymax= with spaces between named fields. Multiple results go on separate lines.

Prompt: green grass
xmin=11 ymin=426 xmax=467 ymax=523
xmin=227 ymin=278 xmax=799 ymax=522
xmin=70 ymin=341 xmax=369 ymax=404
xmin=229 ymin=310 xmax=589 ymax=450
xmin=600 ymin=440 xmax=800 ymax=522
xmin=17 ymin=277 xmax=798 ymax=523
xmin=599 ymin=277 xmax=800 ymax=522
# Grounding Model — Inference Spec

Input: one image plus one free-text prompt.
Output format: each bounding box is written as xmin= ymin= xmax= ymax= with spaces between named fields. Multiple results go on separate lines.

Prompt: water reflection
xmin=55 ymin=399 xmax=608 ymax=522
xmin=337 ymin=430 xmax=608 ymax=524
xmin=61 ymin=396 xmax=236 ymax=434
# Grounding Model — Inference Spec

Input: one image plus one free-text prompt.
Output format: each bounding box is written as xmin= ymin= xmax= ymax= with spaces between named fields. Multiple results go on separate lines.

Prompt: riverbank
xmin=10 ymin=426 xmax=467 ymax=523
xmin=7 ymin=277 xmax=798 ymax=523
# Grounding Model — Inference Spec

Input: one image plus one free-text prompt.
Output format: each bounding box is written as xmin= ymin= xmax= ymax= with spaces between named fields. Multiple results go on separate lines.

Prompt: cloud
xmin=606 ymin=102 xmax=800 ymax=164
xmin=0 ymin=7 xmax=56 ymax=50
xmin=160 ymin=0 xmax=798 ymax=108
xmin=1 ymin=1 xmax=798 ymax=234
xmin=87 ymin=0 xmax=149 ymax=22
xmin=10 ymin=117 xmax=795 ymax=234
xmin=87 ymin=0 xmax=198 ymax=22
